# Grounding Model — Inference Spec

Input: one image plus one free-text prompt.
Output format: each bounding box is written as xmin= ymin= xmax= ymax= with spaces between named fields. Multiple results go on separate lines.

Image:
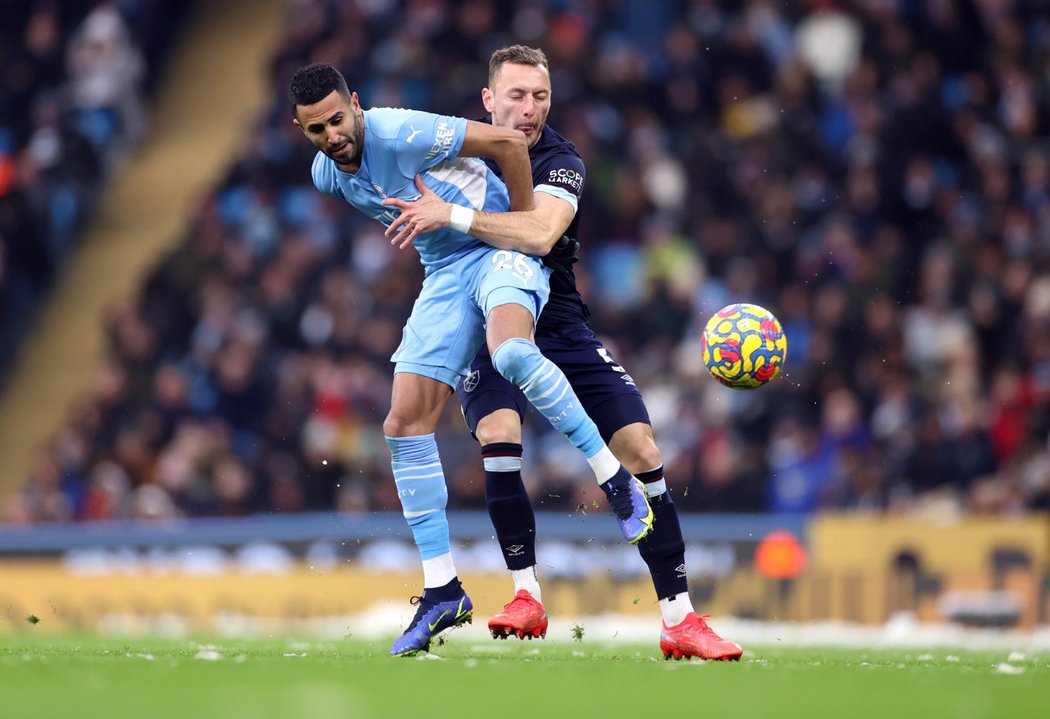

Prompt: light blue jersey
xmin=309 ymin=105 xmax=550 ymax=388
xmin=311 ymin=108 xmax=510 ymax=272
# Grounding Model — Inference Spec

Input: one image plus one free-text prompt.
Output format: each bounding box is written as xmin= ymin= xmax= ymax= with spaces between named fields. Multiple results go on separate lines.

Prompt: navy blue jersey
xmin=461 ymin=123 xmax=651 ymax=435
xmin=482 ymin=121 xmax=588 ymax=334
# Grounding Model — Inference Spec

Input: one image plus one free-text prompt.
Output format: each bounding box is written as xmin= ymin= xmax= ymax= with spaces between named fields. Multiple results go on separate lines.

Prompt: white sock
xmin=511 ymin=567 xmax=542 ymax=602
xmin=421 ymin=552 xmax=457 ymax=588
xmin=587 ymin=446 xmax=621 ymax=484
xmin=660 ymin=592 xmax=694 ymax=626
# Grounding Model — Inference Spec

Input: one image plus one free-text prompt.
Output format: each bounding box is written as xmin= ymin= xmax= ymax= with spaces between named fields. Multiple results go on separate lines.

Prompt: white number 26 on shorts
xmin=491 ymin=250 xmax=535 ymax=280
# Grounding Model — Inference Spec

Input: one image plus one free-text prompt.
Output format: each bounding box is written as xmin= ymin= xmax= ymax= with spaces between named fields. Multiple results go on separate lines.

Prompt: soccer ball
xmin=701 ymin=303 xmax=787 ymax=389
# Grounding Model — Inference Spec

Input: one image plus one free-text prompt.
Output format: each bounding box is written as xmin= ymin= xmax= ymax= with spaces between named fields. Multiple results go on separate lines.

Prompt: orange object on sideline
xmin=754 ymin=529 xmax=807 ymax=579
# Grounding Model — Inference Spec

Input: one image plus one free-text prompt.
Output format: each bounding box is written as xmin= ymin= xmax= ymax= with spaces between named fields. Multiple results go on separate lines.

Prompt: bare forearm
xmin=489 ymin=140 xmax=534 ymax=212
xmin=465 ymin=209 xmax=560 ymax=255
xmin=461 ymin=122 xmax=535 ymax=212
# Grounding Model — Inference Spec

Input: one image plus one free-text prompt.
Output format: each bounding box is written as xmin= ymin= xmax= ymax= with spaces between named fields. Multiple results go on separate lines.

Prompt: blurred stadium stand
xmin=0 ymin=0 xmax=190 ymax=380
xmin=1 ymin=0 xmax=1050 ymax=630
xmin=0 ymin=0 xmax=283 ymax=508
xmin=5 ymin=0 xmax=1049 ymax=523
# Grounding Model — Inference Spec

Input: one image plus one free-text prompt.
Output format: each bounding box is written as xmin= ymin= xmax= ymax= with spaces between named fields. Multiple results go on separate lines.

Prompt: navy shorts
xmin=459 ymin=329 xmax=651 ymax=443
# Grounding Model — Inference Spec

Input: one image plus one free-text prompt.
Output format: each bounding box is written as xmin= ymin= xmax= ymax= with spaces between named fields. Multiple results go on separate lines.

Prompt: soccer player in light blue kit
xmin=289 ymin=63 xmax=653 ymax=656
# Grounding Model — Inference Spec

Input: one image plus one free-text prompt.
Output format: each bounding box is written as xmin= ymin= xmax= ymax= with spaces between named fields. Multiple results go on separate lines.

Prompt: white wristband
xmin=449 ymin=205 xmax=475 ymax=234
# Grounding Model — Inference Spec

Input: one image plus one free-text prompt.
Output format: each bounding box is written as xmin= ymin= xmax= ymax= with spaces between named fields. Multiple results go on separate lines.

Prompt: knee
xmin=634 ymin=441 xmax=663 ymax=472
xmin=491 ymin=338 xmax=539 ymax=385
xmin=476 ymin=410 xmax=523 ymax=447
xmin=383 ymin=411 xmax=415 ymax=438
xmin=626 ymin=451 xmax=663 ymax=476
xmin=385 ymin=402 xmax=443 ymax=437
xmin=613 ymin=427 xmax=663 ymax=474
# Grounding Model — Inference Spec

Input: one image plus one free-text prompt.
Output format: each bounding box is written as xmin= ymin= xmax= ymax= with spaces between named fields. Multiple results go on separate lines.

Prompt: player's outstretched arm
xmin=382 ymin=176 xmax=573 ymax=254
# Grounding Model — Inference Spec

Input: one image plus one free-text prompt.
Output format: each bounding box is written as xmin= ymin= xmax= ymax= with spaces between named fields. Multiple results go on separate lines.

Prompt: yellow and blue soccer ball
xmin=701 ymin=303 xmax=787 ymax=389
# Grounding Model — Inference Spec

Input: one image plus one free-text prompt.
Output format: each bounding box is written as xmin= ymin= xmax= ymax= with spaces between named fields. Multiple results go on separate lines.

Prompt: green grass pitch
xmin=1 ymin=632 xmax=1044 ymax=719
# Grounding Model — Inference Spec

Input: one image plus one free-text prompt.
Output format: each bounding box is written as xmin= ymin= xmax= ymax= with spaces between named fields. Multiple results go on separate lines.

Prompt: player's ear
xmin=481 ymin=87 xmax=495 ymax=114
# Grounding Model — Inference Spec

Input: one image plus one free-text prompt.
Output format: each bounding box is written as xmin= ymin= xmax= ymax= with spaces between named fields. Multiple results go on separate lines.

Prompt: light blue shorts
xmin=392 ymin=247 xmax=551 ymax=388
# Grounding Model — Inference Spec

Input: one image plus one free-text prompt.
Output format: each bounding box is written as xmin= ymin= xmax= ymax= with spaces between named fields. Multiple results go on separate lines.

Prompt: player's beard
xmin=329 ymin=137 xmax=361 ymax=167
xmin=329 ymin=118 xmax=364 ymax=168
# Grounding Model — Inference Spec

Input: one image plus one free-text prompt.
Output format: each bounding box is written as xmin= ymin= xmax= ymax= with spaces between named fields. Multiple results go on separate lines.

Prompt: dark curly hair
xmin=288 ymin=63 xmax=349 ymax=114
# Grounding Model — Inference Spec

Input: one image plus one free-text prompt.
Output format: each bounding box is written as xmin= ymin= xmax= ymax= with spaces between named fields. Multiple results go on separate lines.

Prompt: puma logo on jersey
xmin=406 ymin=126 xmax=423 ymax=143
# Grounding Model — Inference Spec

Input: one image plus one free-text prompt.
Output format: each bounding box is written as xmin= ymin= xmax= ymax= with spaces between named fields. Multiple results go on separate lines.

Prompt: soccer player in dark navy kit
xmin=383 ymin=45 xmax=742 ymax=661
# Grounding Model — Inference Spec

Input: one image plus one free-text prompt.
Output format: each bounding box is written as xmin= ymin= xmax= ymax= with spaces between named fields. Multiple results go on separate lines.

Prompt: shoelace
xmin=502 ymin=594 xmax=534 ymax=612
xmin=404 ymin=595 xmax=436 ymax=631
xmin=693 ymin=614 xmax=722 ymax=637
xmin=604 ymin=477 xmax=637 ymax=521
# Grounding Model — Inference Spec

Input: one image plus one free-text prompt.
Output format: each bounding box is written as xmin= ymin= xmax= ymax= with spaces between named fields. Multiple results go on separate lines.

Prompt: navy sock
xmin=636 ymin=469 xmax=688 ymax=600
xmin=423 ymin=576 xmax=463 ymax=603
xmin=482 ymin=442 xmax=536 ymax=571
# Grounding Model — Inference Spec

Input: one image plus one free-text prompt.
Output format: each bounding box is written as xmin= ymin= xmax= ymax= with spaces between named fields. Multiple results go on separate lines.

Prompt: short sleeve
xmin=534 ymin=152 xmax=585 ymax=212
xmin=311 ymin=152 xmax=339 ymax=197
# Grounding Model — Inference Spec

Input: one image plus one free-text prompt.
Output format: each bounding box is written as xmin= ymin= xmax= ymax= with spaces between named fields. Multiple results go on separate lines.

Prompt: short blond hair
xmin=488 ymin=45 xmax=549 ymax=86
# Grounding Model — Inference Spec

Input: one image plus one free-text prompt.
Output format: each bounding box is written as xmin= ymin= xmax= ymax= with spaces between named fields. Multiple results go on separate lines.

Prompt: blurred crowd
xmin=0 ymin=0 xmax=187 ymax=378
xmin=10 ymin=0 xmax=1050 ymax=523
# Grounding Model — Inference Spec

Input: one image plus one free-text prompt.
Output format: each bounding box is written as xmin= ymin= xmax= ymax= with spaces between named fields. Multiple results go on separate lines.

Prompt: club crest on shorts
xmin=463 ymin=370 xmax=479 ymax=392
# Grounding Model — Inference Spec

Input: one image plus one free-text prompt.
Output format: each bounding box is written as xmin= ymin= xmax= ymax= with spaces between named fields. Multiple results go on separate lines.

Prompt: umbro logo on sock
xmin=674 ymin=563 xmax=687 ymax=578
xmin=506 ymin=545 xmax=525 ymax=556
